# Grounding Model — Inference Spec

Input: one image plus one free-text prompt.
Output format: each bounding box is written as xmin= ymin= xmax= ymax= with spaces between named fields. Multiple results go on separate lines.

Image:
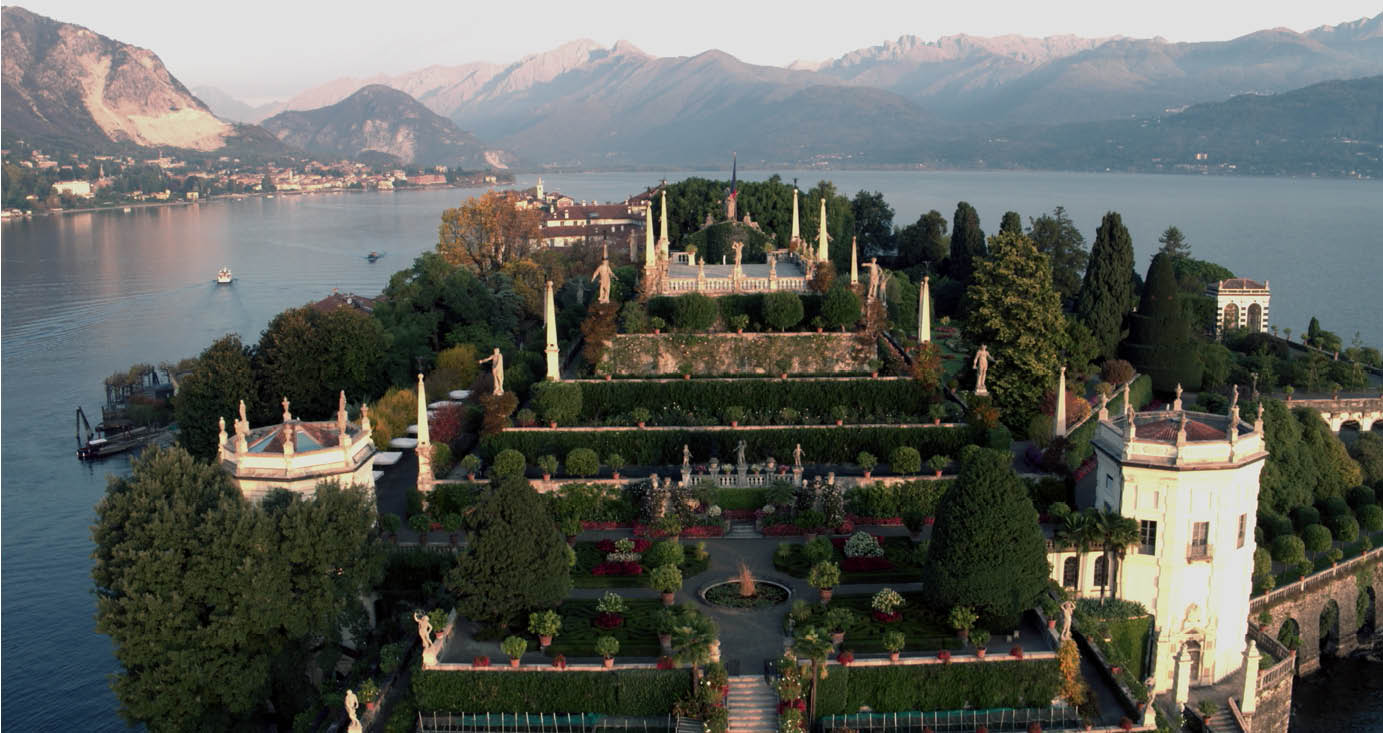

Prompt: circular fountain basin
xmin=699 ymin=578 xmax=792 ymax=609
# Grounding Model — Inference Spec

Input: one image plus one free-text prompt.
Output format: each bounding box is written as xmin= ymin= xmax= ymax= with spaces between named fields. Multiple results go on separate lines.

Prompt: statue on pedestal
xmin=345 ymin=689 xmax=362 ymax=732
xmin=735 ymin=440 xmax=747 ymax=468
xmin=864 ymin=258 xmax=883 ymax=301
xmin=972 ymin=344 xmax=995 ymax=395
xmin=591 ymin=256 xmax=614 ymax=304
xmin=1060 ymin=600 xmax=1075 ymax=641
xmin=682 ymin=444 xmax=691 ymax=469
xmin=413 ymin=610 xmax=434 ymax=649
xmin=478 ymin=348 xmax=505 ymax=395
xmin=793 ymin=443 xmax=803 ymax=468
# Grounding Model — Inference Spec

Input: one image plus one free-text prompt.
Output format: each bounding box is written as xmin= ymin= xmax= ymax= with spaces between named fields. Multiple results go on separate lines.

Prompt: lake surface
xmin=2 ymin=171 xmax=1380 ymax=730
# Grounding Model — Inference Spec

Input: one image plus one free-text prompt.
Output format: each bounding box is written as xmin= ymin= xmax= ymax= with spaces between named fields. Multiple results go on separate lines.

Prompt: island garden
xmin=91 ymin=177 xmax=1383 ymax=733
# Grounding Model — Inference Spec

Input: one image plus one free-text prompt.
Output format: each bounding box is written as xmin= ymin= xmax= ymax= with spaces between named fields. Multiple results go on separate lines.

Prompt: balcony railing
xmin=1187 ymin=542 xmax=1212 ymax=562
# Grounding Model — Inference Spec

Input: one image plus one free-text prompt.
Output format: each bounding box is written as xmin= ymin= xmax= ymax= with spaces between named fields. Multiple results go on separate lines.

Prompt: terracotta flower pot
xmin=509 ymin=658 xmax=520 ymax=668
xmin=366 ymin=701 xmax=377 ymax=713
xmin=605 ymin=374 xmax=612 ymax=381
xmin=603 ymin=657 xmax=614 ymax=669
xmin=816 ymin=327 xmax=823 ymax=333
xmin=780 ymin=373 xmax=788 ymax=379
xmin=835 ymin=419 xmax=843 ymax=426
xmin=934 ymin=470 xmax=943 ymax=478
xmin=661 ymin=591 xmax=676 ymax=606
xmin=863 ymin=471 xmax=872 ymax=479
xmin=542 ymin=473 xmax=551 ymax=481
xmin=731 ymin=420 xmax=738 ymax=427
xmin=539 ymin=634 xmax=553 ymax=647
xmin=549 ymin=421 xmax=558 ymax=429
xmin=654 ymin=328 xmax=661 ymax=335
xmin=638 ymin=421 xmax=646 ymax=428
xmin=466 ymin=472 xmax=476 ymax=481
xmin=1048 ymin=620 xmax=1057 ymax=630
xmin=976 ymin=648 xmax=986 ymax=659
xmin=889 ymin=651 xmax=900 ymax=663
xmin=871 ymin=372 xmax=878 ymax=378
xmin=737 ymin=328 xmax=743 ymax=334
xmin=683 ymin=374 xmax=691 ymax=380
xmin=613 ymin=472 xmax=621 ymax=480
xmin=831 ymin=631 xmax=845 ymax=645
xmin=819 ymin=588 xmax=833 ymax=603
xmin=933 ymin=418 xmax=941 ymax=425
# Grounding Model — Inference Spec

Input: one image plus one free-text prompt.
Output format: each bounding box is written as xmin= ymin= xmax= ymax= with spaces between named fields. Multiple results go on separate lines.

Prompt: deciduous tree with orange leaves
xmin=437 ymin=191 xmax=542 ymax=274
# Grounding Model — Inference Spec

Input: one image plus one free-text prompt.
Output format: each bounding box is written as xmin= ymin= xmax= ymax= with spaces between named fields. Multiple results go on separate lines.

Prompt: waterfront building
xmin=218 ymin=392 xmax=377 ymax=503
xmin=1049 ymin=394 xmax=1266 ymax=695
xmin=1208 ymin=278 xmax=1270 ymax=335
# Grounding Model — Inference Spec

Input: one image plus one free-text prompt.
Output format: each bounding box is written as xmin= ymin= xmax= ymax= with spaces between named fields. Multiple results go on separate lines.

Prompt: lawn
xmin=715 ymin=488 xmax=770 ymax=511
xmin=791 ymin=591 xmax=962 ymax=652
xmin=571 ymin=541 xmax=711 ymax=589
xmin=544 ymin=597 xmax=665 ymax=659
xmin=774 ymin=536 xmax=924 ymax=584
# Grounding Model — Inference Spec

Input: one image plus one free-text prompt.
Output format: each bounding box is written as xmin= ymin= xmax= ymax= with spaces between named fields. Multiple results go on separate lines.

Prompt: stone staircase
xmin=726 ymin=675 xmax=778 ymax=733
xmin=724 ymin=522 xmax=760 ymax=539
xmin=1202 ymin=707 xmax=1241 ymax=732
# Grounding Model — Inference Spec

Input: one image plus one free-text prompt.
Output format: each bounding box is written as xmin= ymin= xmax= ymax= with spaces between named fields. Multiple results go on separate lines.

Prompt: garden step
xmin=726 ymin=675 xmax=778 ymax=733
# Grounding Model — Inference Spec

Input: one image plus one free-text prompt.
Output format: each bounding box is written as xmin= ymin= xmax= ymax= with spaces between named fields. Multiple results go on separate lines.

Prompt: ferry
xmin=75 ymin=407 xmax=162 ymax=461
xmin=216 ymin=267 xmax=233 ymax=284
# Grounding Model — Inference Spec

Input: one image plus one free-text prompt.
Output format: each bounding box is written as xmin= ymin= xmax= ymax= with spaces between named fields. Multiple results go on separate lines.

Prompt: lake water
xmin=2 ymin=171 xmax=1380 ymax=730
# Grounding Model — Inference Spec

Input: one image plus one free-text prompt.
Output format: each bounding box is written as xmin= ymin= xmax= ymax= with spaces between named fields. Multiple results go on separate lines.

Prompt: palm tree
xmin=670 ymin=608 xmax=717 ymax=681
xmin=1101 ymin=512 xmax=1141 ymax=600
xmin=1054 ymin=510 xmax=1099 ymax=595
xmin=792 ymin=626 xmax=835 ymax=720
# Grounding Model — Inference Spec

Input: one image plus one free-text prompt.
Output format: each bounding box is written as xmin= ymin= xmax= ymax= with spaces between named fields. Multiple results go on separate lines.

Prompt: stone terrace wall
xmin=598 ymin=332 xmax=873 ymax=377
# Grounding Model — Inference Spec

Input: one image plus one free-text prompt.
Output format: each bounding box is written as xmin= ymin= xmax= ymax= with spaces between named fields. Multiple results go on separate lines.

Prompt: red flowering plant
xmin=657 ymin=656 xmax=677 ymax=670
xmin=593 ymin=592 xmax=627 ymax=629
xmin=591 ymin=561 xmax=643 ymax=576
xmin=429 ymin=405 xmax=464 ymax=445
xmin=937 ymin=650 xmax=951 ymax=663
xmin=595 ymin=538 xmax=651 ymax=553
xmin=836 ymin=650 xmax=855 ymax=665
xmin=551 ymin=654 xmax=567 ymax=669
xmin=472 ymin=656 xmax=491 ymax=668
xmin=1010 ymin=645 xmax=1024 ymax=659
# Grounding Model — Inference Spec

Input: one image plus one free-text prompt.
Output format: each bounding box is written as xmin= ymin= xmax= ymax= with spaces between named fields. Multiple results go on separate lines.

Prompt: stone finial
xmin=360 ymin=404 xmax=372 ymax=437
xmin=415 ymin=374 xmax=430 ymax=447
xmin=238 ymin=399 xmax=248 ymax=433
xmin=815 ymin=197 xmax=829 ymax=262
xmin=1122 ymin=381 xmax=1131 ymax=411
xmin=1254 ymin=402 xmax=1264 ymax=433
xmin=918 ymin=275 xmax=931 ymax=345
xmin=217 ymin=416 xmax=228 ymax=460
xmin=544 ymin=280 xmax=559 ymax=381
xmin=1175 ymin=414 xmax=1188 ymax=447
xmin=1098 ymin=391 xmax=1110 ymax=422
xmin=1173 ymin=383 xmax=1183 ymax=412
xmin=643 ymin=200 xmax=655 ymax=266
xmin=1125 ymin=402 xmax=1137 ymax=442
xmin=658 ymin=189 xmax=669 ymax=254
xmin=282 ymin=423 xmax=295 ymax=456
xmin=281 ymin=396 xmax=292 ymax=423
xmin=337 ymin=390 xmax=349 ymax=433
xmin=850 ymin=236 xmax=859 ymax=285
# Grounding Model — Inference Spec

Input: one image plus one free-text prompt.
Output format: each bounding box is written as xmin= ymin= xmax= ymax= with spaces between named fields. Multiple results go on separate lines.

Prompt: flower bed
xmin=634 ymin=522 xmax=727 ymax=538
xmin=572 ymin=542 xmax=710 ymax=588
xmin=592 ymin=561 xmax=644 ymax=577
xmin=775 ymin=536 xmax=921 ymax=583
xmin=811 ymin=660 xmax=1060 ymax=715
xmin=413 ymin=669 xmax=691 ymax=715
xmin=544 ymin=597 xmax=665 ymax=658
xmin=792 ymin=591 xmax=961 ymax=652
xmin=596 ymin=538 xmax=652 ymax=553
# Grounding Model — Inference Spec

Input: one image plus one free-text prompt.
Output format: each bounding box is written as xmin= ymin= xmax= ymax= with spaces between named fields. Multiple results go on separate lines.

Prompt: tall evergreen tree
xmin=1121 ymin=252 xmax=1203 ymax=393
xmin=1076 ymin=212 xmax=1135 ymax=358
xmin=850 ymin=190 xmax=895 ymax=258
xmin=1156 ymin=226 xmax=1191 ymax=259
xmin=451 ymin=475 xmax=572 ymax=626
xmin=949 ymin=201 xmax=986 ymax=283
xmin=896 ymin=209 xmax=948 ymax=268
xmin=999 ymin=210 xmax=1023 ymax=235
xmin=921 ymin=448 xmax=1051 ymax=626
xmin=1027 ymin=206 xmax=1088 ymax=302
xmin=962 ymin=231 xmax=1065 ymax=428
xmin=174 ymin=334 xmax=257 ymax=461
xmin=253 ymin=306 xmax=390 ymax=422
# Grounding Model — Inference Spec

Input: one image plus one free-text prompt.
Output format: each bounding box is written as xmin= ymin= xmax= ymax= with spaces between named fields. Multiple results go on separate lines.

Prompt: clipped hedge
xmin=413 ymin=669 xmax=690 ymax=715
xmin=574 ymin=379 xmax=938 ymax=423
xmin=812 ymin=659 xmax=1060 ymax=715
xmin=1064 ymin=374 xmax=1153 ymax=471
xmin=479 ymin=426 xmax=974 ymax=467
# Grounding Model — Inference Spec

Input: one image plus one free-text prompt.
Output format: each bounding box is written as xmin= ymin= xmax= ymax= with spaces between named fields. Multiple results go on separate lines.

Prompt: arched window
xmin=1185 ymin=640 xmax=1202 ymax=682
xmin=1093 ymin=555 xmax=1108 ymax=587
xmin=1247 ymin=303 xmax=1263 ymax=332
xmin=1222 ymin=303 xmax=1239 ymax=332
xmin=1063 ymin=557 xmax=1079 ymax=588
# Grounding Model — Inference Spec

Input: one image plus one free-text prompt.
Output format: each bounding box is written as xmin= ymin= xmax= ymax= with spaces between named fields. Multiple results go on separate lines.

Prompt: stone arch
xmin=1358 ymin=586 xmax=1377 ymax=637
xmin=1223 ymin=302 xmax=1239 ymax=332
xmin=1247 ymin=303 xmax=1262 ymax=332
xmin=1319 ymin=599 xmax=1341 ymax=655
xmin=1276 ymin=617 xmax=1301 ymax=652
xmin=1094 ymin=554 xmax=1109 ymax=589
xmin=1062 ymin=556 xmax=1079 ymax=589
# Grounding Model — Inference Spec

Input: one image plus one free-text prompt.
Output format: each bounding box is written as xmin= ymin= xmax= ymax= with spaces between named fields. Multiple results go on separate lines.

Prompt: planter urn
xmin=1048 ymin=619 xmax=1057 ymax=630
xmin=976 ymin=648 xmax=986 ymax=659
xmin=819 ymin=588 xmax=833 ymax=603
xmin=731 ymin=420 xmax=739 ymax=427
xmin=934 ymin=470 xmax=943 ymax=478
xmin=684 ymin=374 xmax=691 ymax=380
xmin=539 ymin=634 xmax=553 ymax=648
xmin=889 ymin=651 xmax=900 ymax=663
xmin=933 ymin=418 xmax=941 ymax=426
xmin=542 ymin=473 xmax=551 ymax=481
xmin=661 ymin=591 xmax=676 ymax=606
xmin=603 ymin=657 xmax=614 ymax=669
xmin=835 ymin=419 xmax=843 ymax=426
xmin=605 ymin=374 xmax=612 ymax=381
xmin=831 ymin=631 xmax=845 ymax=645
xmin=637 ymin=421 xmax=646 ymax=428
xmin=509 ymin=658 xmax=520 ymax=668
xmin=466 ymin=472 xmax=476 ymax=481
xmin=549 ymin=421 xmax=558 ymax=429
xmin=613 ymin=472 xmax=621 ymax=480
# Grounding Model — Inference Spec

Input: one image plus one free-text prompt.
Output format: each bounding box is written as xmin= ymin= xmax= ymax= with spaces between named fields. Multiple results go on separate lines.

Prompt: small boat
xmin=216 ymin=267 xmax=233 ymax=284
xmin=365 ymin=251 xmax=382 ymax=262
xmin=122 ymin=207 xmax=132 ymax=212
xmin=76 ymin=407 xmax=162 ymax=461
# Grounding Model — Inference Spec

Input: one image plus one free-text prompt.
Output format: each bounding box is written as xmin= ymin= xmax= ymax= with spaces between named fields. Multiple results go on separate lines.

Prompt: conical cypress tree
xmin=1076 ymin=212 xmax=1135 ymax=358
xmin=949 ymin=201 xmax=986 ymax=283
xmin=451 ymin=475 xmax=572 ymax=626
xmin=1122 ymin=252 xmax=1204 ymax=393
xmin=921 ymin=448 xmax=1050 ymax=627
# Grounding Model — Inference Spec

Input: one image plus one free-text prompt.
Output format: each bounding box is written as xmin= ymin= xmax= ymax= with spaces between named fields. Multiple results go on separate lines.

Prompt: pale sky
xmin=13 ymin=0 xmax=1382 ymax=101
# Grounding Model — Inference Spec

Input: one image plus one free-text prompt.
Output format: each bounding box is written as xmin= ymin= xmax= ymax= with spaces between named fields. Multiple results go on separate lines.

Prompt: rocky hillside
xmin=260 ymin=84 xmax=512 ymax=168
xmin=2 ymin=6 xmax=234 ymax=151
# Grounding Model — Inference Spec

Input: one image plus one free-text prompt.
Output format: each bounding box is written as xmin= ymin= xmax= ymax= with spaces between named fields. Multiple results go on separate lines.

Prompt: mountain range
xmin=4 ymin=4 xmax=1382 ymax=173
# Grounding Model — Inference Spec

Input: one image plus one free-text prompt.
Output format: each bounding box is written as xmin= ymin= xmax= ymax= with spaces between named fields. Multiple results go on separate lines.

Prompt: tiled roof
xmin=1215 ymin=278 xmax=1267 ymax=290
xmin=1138 ymin=417 xmax=1225 ymax=442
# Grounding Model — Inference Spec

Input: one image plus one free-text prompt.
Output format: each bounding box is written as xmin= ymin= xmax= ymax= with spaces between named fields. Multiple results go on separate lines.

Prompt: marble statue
xmin=793 ymin=443 xmax=803 ymax=468
xmin=345 ymin=688 xmax=361 ymax=731
xmin=281 ymin=396 xmax=292 ymax=423
xmin=768 ymin=253 xmax=777 ymax=279
xmin=1060 ymin=600 xmax=1075 ymax=641
xmin=413 ymin=610 xmax=433 ymax=649
xmin=735 ymin=439 xmax=747 ymax=467
xmin=478 ymin=348 xmax=505 ymax=395
xmin=864 ymin=258 xmax=884 ymax=301
xmin=591 ymin=257 xmax=614 ymax=304
xmin=732 ymin=241 xmax=744 ymax=267
xmin=972 ymin=344 xmax=995 ymax=395
xmin=682 ymin=444 xmax=691 ymax=468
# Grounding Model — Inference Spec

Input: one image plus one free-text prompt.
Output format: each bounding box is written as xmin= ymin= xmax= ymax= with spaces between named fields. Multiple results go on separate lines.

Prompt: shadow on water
xmin=1290 ymin=650 xmax=1383 ymax=732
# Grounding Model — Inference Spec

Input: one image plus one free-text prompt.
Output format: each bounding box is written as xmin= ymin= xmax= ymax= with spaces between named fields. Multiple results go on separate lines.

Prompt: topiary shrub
xmin=1101 ymin=359 xmax=1135 ymax=385
xmin=673 ymin=293 xmax=717 ymax=331
xmin=890 ymin=446 xmax=922 ymax=475
xmin=565 ymin=448 xmax=600 ymax=478
xmin=1322 ymin=496 xmax=1351 ymax=519
xmin=643 ymin=539 xmax=685 ymax=568
xmin=1348 ymin=485 xmax=1376 ymax=509
xmin=492 ymin=449 xmax=527 ymax=479
xmin=533 ymin=382 xmax=583 ymax=425
xmin=1301 ymin=524 xmax=1333 ymax=554
xmin=763 ymin=292 xmax=805 ymax=331
xmin=1331 ymin=515 xmax=1360 ymax=543
xmin=1292 ymin=506 xmax=1322 ymax=530
xmin=803 ymin=536 xmax=834 ymax=564
xmin=843 ymin=531 xmax=884 ymax=559
xmin=821 ymin=284 xmax=861 ymax=330
xmin=1271 ymin=535 xmax=1307 ymax=565
xmin=1359 ymin=504 xmax=1383 ymax=533
xmin=1260 ymin=513 xmax=1293 ymax=540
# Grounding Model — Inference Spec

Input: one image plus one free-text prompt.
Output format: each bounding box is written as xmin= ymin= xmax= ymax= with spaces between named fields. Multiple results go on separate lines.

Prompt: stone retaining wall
xmin=597 ymin=332 xmax=873 ymax=376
